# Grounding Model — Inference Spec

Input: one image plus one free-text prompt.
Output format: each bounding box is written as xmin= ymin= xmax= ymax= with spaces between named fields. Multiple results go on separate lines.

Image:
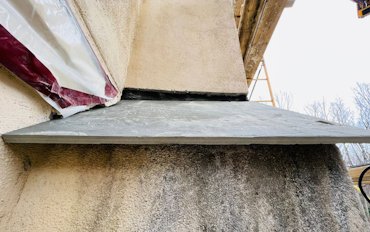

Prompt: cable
xmin=358 ymin=166 xmax=370 ymax=204
xmin=248 ymin=62 xmax=263 ymax=100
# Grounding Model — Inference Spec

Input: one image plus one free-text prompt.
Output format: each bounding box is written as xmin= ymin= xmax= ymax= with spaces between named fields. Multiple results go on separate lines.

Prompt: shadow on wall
xmin=0 ymin=66 xmax=51 ymax=229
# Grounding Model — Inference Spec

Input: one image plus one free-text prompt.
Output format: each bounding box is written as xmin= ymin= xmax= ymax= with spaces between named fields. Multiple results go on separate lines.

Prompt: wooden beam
xmin=285 ymin=0 xmax=295 ymax=8
xmin=234 ymin=0 xmax=244 ymax=17
xmin=238 ymin=0 xmax=264 ymax=59
xmin=238 ymin=0 xmax=287 ymax=86
xmin=233 ymin=0 xmax=244 ymax=27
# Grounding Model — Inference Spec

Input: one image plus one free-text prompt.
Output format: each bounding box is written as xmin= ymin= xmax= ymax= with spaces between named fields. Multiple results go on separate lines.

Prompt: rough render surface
xmin=1 ymin=2 xmax=368 ymax=231
xmin=0 ymin=64 xmax=369 ymax=231
xmin=0 ymin=144 xmax=369 ymax=231
xmin=69 ymin=0 xmax=142 ymax=91
xmin=0 ymin=67 xmax=50 ymax=226
xmin=0 ymin=2 xmax=369 ymax=231
xmin=125 ymin=0 xmax=248 ymax=94
xmin=1 ymin=67 xmax=369 ymax=232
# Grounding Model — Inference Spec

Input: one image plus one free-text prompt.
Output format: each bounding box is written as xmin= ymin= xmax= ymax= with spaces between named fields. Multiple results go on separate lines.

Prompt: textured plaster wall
xmin=0 ymin=66 xmax=369 ymax=231
xmin=1 ymin=143 xmax=369 ymax=231
xmin=0 ymin=67 xmax=50 ymax=227
xmin=125 ymin=0 xmax=248 ymax=94
xmin=70 ymin=0 xmax=143 ymax=92
xmin=0 ymin=2 xmax=369 ymax=231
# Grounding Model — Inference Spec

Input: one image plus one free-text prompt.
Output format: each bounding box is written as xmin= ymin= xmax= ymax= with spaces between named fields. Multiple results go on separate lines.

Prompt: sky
xmin=252 ymin=0 xmax=370 ymax=113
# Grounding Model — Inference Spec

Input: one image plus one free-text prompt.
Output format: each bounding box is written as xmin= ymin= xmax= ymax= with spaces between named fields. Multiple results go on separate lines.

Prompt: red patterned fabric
xmin=0 ymin=25 xmax=117 ymax=108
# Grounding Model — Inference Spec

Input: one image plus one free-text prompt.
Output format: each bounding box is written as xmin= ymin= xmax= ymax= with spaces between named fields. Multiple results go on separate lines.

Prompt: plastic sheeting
xmin=0 ymin=0 xmax=119 ymax=117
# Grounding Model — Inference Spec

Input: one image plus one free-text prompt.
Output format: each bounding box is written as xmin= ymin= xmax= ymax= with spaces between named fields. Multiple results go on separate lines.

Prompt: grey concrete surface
xmin=3 ymin=144 xmax=369 ymax=231
xmin=2 ymin=100 xmax=370 ymax=144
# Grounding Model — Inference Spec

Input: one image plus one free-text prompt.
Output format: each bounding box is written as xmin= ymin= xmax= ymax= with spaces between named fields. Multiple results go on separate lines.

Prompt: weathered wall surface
xmin=125 ymin=0 xmax=248 ymax=94
xmin=0 ymin=144 xmax=369 ymax=231
xmin=1 ymin=67 xmax=369 ymax=230
xmin=0 ymin=67 xmax=51 ymax=226
xmin=0 ymin=1 xmax=369 ymax=231
xmin=1 ymin=67 xmax=369 ymax=231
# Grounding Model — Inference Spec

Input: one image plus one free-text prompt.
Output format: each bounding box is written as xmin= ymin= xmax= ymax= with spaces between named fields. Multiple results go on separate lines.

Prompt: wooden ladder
xmin=248 ymin=59 xmax=276 ymax=107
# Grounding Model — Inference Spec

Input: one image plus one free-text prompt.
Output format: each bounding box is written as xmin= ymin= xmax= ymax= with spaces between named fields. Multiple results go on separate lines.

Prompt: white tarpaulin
xmin=0 ymin=0 xmax=120 ymax=117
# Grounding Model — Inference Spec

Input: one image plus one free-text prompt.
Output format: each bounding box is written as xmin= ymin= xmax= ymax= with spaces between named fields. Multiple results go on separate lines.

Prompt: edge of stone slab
xmin=2 ymin=134 xmax=370 ymax=145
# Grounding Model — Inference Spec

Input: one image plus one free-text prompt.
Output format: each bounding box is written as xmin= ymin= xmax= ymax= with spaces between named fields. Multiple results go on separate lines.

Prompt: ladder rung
xmin=254 ymin=100 xmax=273 ymax=103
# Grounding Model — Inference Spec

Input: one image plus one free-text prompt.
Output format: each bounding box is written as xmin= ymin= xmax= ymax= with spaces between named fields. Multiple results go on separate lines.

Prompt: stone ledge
xmin=2 ymin=100 xmax=370 ymax=144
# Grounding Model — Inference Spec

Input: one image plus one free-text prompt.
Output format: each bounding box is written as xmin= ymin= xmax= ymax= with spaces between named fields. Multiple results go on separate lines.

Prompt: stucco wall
xmin=0 ymin=66 xmax=51 ymax=226
xmin=1 ymin=142 xmax=369 ymax=231
xmin=125 ymin=0 xmax=248 ymax=94
xmin=1 ymin=67 xmax=369 ymax=231
xmin=0 ymin=1 xmax=369 ymax=231
xmin=69 ymin=0 xmax=143 ymax=92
